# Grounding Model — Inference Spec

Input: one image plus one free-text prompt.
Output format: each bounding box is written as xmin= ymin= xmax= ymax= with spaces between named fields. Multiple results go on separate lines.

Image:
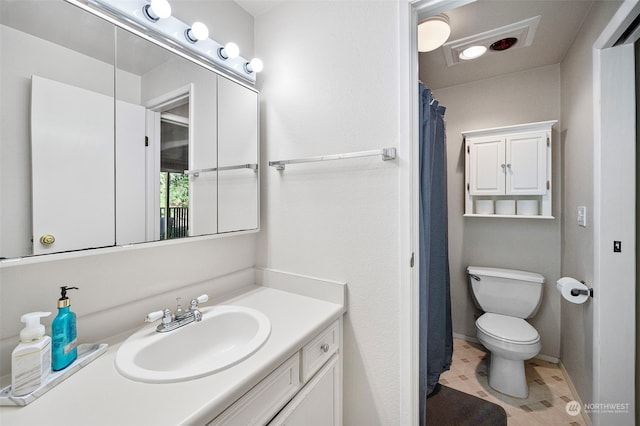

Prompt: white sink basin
xmin=115 ymin=305 xmax=271 ymax=383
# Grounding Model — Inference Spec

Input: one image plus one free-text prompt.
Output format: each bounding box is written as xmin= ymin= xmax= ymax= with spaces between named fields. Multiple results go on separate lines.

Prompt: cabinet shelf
xmin=464 ymin=214 xmax=555 ymax=219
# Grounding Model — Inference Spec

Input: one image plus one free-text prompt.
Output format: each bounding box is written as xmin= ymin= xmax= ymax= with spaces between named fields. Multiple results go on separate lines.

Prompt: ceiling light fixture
xmin=418 ymin=14 xmax=451 ymax=53
xmin=490 ymin=37 xmax=518 ymax=51
xmin=459 ymin=45 xmax=487 ymax=60
xmin=90 ymin=0 xmax=262 ymax=83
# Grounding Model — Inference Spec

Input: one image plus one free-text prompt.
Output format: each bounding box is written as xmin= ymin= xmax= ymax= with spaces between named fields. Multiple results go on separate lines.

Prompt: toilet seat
xmin=476 ymin=313 xmax=540 ymax=345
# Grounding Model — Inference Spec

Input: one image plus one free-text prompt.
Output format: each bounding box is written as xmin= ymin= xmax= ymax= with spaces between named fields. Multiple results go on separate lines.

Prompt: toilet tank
xmin=467 ymin=266 xmax=544 ymax=318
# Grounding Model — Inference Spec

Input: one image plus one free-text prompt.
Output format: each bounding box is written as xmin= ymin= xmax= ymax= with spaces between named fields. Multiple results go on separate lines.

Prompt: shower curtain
xmin=418 ymin=83 xmax=453 ymax=424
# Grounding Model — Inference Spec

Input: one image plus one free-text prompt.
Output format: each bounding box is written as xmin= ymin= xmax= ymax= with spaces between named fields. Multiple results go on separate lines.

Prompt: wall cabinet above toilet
xmin=463 ymin=121 xmax=557 ymax=218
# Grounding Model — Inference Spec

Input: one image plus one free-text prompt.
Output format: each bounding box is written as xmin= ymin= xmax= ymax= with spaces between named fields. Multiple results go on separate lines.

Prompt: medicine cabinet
xmin=463 ymin=121 xmax=556 ymax=218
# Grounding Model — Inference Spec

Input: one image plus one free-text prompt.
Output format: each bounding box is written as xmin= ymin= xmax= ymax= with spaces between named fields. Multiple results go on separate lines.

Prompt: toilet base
xmin=488 ymin=354 xmax=528 ymax=398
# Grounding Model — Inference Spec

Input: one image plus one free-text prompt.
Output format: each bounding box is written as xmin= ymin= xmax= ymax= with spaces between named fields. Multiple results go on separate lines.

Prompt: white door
xmin=506 ymin=131 xmax=547 ymax=195
xmin=467 ymin=136 xmax=505 ymax=195
xmin=116 ymin=100 xmax=146 ymax=245
xmin=31 ymin=75 xmax=114 ymax=254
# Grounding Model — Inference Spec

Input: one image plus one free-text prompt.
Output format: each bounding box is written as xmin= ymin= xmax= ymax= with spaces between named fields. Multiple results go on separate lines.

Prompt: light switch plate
xmin=577 ymin=206 xmax=587 ymax=227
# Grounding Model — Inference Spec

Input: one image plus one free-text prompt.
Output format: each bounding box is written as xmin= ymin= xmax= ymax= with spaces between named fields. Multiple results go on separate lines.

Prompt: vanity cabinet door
xmin=467 ymin=135 xmax=506 ymax=196
xmin=269 ymin=355 xmax=340 ymax=426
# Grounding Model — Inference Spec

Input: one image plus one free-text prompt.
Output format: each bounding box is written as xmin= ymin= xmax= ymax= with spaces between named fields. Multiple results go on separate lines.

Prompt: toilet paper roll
xmin=556 ymin=277 xmax=590 ymax=304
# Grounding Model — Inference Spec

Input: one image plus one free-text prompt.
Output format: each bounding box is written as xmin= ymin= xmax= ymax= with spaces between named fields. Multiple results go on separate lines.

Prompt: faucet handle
xmin=190 ymin=294 xmax=209 ymax=310
xmin=145 ymin=310 xmax=164 ymax=322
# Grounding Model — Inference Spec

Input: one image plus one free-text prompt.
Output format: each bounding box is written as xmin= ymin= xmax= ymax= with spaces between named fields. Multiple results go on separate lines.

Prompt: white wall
xmin=559 ymin=0 xmax=621 ymax=408
xmin=429 ymin=65 xmax=562 ymax=359
xmin=254 ymin=1 xmax=402 ymax=424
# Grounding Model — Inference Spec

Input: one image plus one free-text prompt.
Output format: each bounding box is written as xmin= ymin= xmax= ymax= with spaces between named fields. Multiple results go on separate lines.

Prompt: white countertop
xmin=0 ymin=285 xmax=345 ymax=426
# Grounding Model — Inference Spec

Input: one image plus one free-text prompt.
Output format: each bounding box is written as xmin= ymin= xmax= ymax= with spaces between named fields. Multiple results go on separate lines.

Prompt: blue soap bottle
xmin=52 ymin=286 xmax=79 ymax=371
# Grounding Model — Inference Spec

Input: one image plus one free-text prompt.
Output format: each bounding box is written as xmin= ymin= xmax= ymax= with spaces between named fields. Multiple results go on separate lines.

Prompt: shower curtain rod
xmin=268 ymin=147 xmax=397 ymax=171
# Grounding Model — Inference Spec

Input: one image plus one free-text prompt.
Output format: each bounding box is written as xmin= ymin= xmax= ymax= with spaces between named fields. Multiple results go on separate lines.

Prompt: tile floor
xmin=439 ymin=338 xmax=588 ymax=425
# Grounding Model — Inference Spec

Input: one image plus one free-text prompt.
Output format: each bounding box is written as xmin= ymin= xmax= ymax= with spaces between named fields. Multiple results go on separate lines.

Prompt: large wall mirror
xmin=0 ymin=0 xmax=259 ymax=259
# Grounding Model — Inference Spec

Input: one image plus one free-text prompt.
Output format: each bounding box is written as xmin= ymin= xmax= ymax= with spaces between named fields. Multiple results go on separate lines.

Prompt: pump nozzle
xmin=58 ymin=286 xmax=79 ymax=308
xmin=19 ymin=312 xmax=51 ymax=342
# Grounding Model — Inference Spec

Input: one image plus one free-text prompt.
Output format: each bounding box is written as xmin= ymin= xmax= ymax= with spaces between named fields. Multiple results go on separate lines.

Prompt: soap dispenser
xmin=52 ymin=286 xmax=79 ymax=371
xmin=11 ymin=312 xmax=52 ymax=396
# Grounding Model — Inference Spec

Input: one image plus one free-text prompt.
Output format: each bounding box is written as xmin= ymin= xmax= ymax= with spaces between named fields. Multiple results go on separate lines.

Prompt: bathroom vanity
xmin=0 ymin=273 xmax=346 ymax=425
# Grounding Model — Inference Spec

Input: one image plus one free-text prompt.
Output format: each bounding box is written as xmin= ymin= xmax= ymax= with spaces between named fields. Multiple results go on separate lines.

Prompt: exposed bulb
xmin=185 ymin=22 xmax=209 ymax=43
xmin=224 ymin=42 xmax=240 ymax=59
xmin=459 ymin=45 xmax=487 ymax=60
xmin=244 ymin=58 xmax=264 ymax=74
xmin=143 ymin=0 xmax=171 ymax=22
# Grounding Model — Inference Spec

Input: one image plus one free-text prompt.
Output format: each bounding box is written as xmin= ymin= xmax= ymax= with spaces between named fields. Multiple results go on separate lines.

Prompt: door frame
xmin=399 ymin=2 xmax=475 ymax=425
xmin=592 ymin=1 xmax=639 ymax=424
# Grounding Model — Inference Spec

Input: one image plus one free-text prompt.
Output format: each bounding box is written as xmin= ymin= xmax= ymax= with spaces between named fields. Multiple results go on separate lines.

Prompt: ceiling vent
xmin=442 ymin=15 xmax=541 ymax=66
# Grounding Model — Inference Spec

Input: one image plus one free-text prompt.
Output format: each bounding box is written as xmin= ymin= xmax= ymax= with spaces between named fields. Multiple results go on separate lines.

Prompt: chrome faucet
xmin=145 ymin=294 xmax=209 ymax=333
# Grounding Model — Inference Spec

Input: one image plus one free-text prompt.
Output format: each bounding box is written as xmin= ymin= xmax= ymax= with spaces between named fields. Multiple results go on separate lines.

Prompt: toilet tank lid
xmin=467 ymin=266 xmax=544 ymax=283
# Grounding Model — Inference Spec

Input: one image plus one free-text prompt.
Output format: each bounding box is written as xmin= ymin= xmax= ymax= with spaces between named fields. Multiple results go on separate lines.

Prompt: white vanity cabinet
xmin=208 ymin=320 xmax=342 ymax=426
xmin=463 ymin=121 xmax=556 ymax=218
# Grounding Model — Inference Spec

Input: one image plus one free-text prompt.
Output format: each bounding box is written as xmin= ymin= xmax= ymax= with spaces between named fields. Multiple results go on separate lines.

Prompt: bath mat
xmin=425 ymin=384 xmax=507 ymax=426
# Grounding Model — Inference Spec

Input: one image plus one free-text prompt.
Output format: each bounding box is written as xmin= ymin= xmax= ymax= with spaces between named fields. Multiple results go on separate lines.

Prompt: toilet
xmin=467 ymin=266 xmax=544 ymax=398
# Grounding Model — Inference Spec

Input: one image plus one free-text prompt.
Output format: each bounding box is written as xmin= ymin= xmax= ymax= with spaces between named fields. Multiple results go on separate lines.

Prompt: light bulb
xmin=459 ymin=45 xmax=487 ymax=60
xmin=224 ymin=42 xmax=239 ymax=59
xmin=185 ymin=22 xmax=208 ymax=43
xmin=245 ymin=58 xmax=264 ymax=74
xmin=143 ymin=0 xmax=171 ymax=22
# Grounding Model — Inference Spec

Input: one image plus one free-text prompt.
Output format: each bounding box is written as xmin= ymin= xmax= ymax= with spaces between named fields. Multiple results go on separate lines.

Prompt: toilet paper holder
xmin=570 ymin=281 xmax=594 ymax=298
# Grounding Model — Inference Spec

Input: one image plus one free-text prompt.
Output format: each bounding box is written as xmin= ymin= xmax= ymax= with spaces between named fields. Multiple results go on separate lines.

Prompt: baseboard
xmin=559 ymin=361 xmax=592 ymax=426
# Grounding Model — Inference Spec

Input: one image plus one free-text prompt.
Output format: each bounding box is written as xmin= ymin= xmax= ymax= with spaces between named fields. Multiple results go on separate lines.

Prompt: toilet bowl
xmin=476 ymin=313 xmax=541 ymax=398
xmin=467 ymin=266 xmax=545 ymax=398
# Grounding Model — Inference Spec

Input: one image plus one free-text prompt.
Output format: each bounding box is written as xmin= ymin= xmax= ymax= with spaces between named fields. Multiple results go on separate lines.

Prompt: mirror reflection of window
xmin=159 ymin=104 xmax=189 ymax=240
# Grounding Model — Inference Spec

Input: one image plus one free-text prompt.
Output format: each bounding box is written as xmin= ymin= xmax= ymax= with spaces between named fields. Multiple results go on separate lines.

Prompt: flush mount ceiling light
xmin=459 ymin=45 xmax=487 ymax=60
xmin=418 ymin=14 xmax=451 ymax=52
xmin=90 ymin=0 xmax=263 ymax=83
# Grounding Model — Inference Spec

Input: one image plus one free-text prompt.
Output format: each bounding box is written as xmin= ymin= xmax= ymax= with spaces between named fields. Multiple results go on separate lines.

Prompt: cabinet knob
xmin=321 ymin=343 xmax=330 ymax=353
xmin=39 ymin=234 xmax=55 ymax=246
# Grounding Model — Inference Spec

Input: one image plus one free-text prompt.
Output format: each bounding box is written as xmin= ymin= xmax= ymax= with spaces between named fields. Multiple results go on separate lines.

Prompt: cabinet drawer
xmin=208 ymin=354 xmax=301 ymax=426
xmin=301 ymin=320 xmax=340 ymax=383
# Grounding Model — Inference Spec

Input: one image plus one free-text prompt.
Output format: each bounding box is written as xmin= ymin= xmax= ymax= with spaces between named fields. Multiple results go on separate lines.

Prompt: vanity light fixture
xmin=90 ymin=0 xmax=262 ymax=83
xmin=184 ymin=22 xmax=209 ymax=43
xmin=244 ymin=58 xmax=264 ymax=74
xmin=218 ymin=42 xmax=240 ymax=60
xmin=142 ymin=0 xmax=171 ymax=22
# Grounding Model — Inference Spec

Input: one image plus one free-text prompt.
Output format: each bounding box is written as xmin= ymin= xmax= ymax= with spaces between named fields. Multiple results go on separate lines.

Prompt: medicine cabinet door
xmin=217 ymin=76 xmax=259 ymax=233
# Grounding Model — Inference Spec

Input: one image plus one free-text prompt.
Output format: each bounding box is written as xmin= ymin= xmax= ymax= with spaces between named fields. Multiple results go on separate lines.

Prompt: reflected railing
xmin=160 ymin=207 xmax=189 ymax=240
